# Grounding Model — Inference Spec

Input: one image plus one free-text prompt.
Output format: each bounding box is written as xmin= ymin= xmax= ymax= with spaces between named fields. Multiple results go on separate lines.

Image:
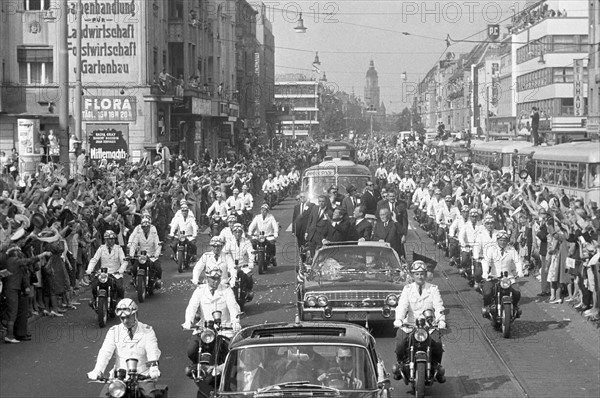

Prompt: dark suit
xmin=323 ymin=219 xmax=352 ymax=242
xmin=349 ymin=218 xmax=373 ymax=241
xmin=292 ymin=201 xmax=315 ymax=247
xmin=306 ymin=206 xmax=333 ymax=254
xmin=372 ymin=220 xmax=403 ymax=256
xmin=233 ymin=366 xmax=271 ymax=391
xmin=341 ymin=195 xmax=358 ymax=216
xmin=360 ymin=190 xmax=378 ymax=216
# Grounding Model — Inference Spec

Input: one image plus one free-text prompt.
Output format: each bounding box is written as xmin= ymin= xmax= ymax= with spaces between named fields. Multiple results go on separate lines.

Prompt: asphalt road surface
xmin=1 ymin=197 xmax=599 ymax=397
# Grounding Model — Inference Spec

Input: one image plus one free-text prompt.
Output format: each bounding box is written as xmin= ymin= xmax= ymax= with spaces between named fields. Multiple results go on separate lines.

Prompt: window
xmin=24 ymin=0 xmax=50 ymax=10
xmin=17 ymin=47 xmax=53 ymax=84
xmin=169 ymin=0 xmax=184 ymax=20
xmin=553 ymin=68 xmax=574 ymax=83
xmin=560 ymin=98 xmax=574 ymax=115
xmin=552 ymin=35 xmax=580 ymax=52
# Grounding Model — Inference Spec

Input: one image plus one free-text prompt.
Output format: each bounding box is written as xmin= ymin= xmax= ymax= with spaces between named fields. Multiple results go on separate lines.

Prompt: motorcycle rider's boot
xmin=514 ymin=305 xmax=522 ymax=318
xmin=391 ymin=362 xmax=404 ymax=381
xmin=246 ymin=290 xmax=254 ymax=302
xmin=155 ymin=279 xmax=162 ymax=289
xmin=481 ymin=306 xmax=490 ymax=319
xmin=436 ymin=364 xmax=446 ymax=383
xmin=474 ymin=282 xmax=482 ymax=293
xmin=271 ymin=257 xmax=277 ymax=267
xmin=88 ymin=300 xmax=97 ymax=310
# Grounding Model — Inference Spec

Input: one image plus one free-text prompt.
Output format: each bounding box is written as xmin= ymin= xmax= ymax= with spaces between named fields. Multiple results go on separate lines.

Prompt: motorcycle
xmin=210 ymin=215 xmax=224 ymax=237
xmin=185 ymin=311 xmax=235 ymax=398
xmin=252 ymin=232 xmax=276 ymax=275
xmin=130 ymin=254 xmax=159 ymax=303
xmin=91 ymin=267 xmax=121 ymax=328
xmin=482 ymin=271 xmax=520 ymax=338
xmin=242 ymin=206 xmax=253 ymax=229
xmin=393 ymin=310 xmax=446 ymax=398
xmin=173 ymin=231 xmax=194 ymax=274
xmin=265 ymin=189 xmax=277 ymax=208
xmin=89 ymin=358 xmax=168 ymax=398
xmin=231 ymin=260 xmax=253 ymax=311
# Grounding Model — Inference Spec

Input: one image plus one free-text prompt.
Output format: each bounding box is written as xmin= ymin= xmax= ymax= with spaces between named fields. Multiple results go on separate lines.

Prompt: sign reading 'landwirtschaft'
xmin=67 ymin=0 xmax=141 ymax=84
xmin=83 ymin=96 xmax=137 ymax=121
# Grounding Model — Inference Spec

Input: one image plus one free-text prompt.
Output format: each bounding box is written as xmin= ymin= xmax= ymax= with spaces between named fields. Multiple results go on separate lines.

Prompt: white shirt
xmin=192 ymin=251 xmax=234 ymax=285
xmin=399 ymin=177 xmax=416 ymax=192
xmin=473 ymin=228 xmax=498 ymax=260
xmin=482 ymin=244 xmax=524 ymax=279
xmin=449 ymin=216 xmax=467 ymax=239
xmin=240 ymin=192 xmax=254 ymax=209
xmin=169 ymin=214 xmax=198 ymax=238
xmin=427 ymin=196 xmax=443 ymax=217
xmin=224 ymin=236 xmax=255 ymax=269
xmin=262 ymin=179 xmax=277 ymax=192
xmin=226 ymin=196 xmax=244 ymax=211
xmin=86 ymin=245 xmax=127 ymax=275
xmin=458 ymin=221 xmax=482 ymax=251
xmin=183 ymin=284 xmax=240 ymax=328
xmin=207 ymin=200 xmax=229 ymax=218
xmin=92 ymin=321 xmax=161 ymax=375
xmin=413 ymin=188 xmax=429 ymax=206
xmin=128 ymin=225 xmax=161 ymax=258
xmin=394 ymin=282 xmax=446 ymax=331
xmin=248 ymin=214 xmax=278 ymax=238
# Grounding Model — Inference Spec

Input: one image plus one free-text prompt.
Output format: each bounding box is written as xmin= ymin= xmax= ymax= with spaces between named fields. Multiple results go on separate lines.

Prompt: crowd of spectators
xmin=0 ymin=140 xmax=317 ymax=343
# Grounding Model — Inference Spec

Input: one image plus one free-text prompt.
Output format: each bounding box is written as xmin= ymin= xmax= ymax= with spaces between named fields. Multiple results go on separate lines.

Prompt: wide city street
xmin=1 ymin=197 xmax=598 ymax=398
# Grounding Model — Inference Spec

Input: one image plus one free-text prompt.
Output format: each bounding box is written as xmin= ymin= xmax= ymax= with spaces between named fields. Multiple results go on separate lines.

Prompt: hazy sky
xmin=266 ymin=0 xmax=533 ymax=113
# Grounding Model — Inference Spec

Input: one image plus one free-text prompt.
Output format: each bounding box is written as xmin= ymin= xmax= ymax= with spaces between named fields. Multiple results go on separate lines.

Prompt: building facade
xmin=588 ymin=0 xmax=600 ymax=138
xmin=512 ymin=0 xmax=589 ymax=143
xmin=274 ymin=74 xmax=320 ymax=139
xmin=0 ymin=0 xmax=273 ymax=171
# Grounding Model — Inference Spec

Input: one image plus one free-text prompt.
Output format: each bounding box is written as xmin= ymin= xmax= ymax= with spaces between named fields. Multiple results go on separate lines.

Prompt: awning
xmin=17 ymin=46 xmax=53 ymax=63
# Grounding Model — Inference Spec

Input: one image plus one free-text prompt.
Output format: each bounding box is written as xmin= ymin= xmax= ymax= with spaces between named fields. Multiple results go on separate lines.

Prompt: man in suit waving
xmin=349 ymin=206 xmax=372 ymax=241
xmin=305 ymin=195 xmax=333 ymax=256
xmin=292 ymin=191 xmax=315 ymax=248
xmin=372 ymin=208 xmax=403 ymax=256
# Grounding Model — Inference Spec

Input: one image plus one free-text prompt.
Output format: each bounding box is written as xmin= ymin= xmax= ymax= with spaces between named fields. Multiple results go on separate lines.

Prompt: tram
xmin=531 ymin=141 xmax=600 ymax=203
xmin=301 ymin=158 xmax=372 ymax=204
xmin=321 ymin=140 xmax=357 ymax=162
xmin=437 ymin=139 xmax=471 ymax=162
xmin=470 ymin=140 xmax=537 ymax=177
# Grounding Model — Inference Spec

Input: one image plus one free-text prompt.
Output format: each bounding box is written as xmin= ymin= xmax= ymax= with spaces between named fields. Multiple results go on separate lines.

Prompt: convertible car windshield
xmin=221 ymin=344 xmax=377 ymax=392
xmin=308 ymin=246 xmax=404 ymax=283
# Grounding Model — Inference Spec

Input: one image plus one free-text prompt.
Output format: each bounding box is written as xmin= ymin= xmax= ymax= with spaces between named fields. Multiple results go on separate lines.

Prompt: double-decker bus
xmin=532 ymin=141 xmax=600 ymax=203
xmin=470 ymin=140 xmax=537 ymax=177
xmin=302 ymin=158 xmax=372 ymax=204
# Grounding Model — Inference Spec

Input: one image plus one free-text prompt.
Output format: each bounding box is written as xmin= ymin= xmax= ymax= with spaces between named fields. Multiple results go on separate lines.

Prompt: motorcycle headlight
xmin=500 ymin=278 xmax=511 ymax=289
xmin=98 ymin=274 xmax=109 ymax=284
xmin=108 ymin=380 xmax=126 ymax=398
xmin=414 ymin=328 xmax=429 ymax=342
xmin=200 ymin=329 xmax=216 ymax=344
xmin=259 ymin=236 xmax=265 ymax=243
xmin=305 ymin=296 xmax=317 ymax=307
xmin=139 ymin=257 xmax=147 ymax=264
xmin=179 ymin=236 xmax=186 ymax=242
xmin=317 ymin=295 xmax=328 ymax=307
xmin=386 ymin=294 xmax=398 ymax=307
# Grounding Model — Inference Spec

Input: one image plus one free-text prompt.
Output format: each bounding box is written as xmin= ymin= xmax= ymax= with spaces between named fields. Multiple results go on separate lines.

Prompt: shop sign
xmin=191 ymin=98 xmax=211 ymax=116
xmin=83 ymin=96 xmax=136 ymax=121
xmin=573 ymin=59 xmax=584 ymax=117
xmin=86 ymin=124 xmax=129 ymax=165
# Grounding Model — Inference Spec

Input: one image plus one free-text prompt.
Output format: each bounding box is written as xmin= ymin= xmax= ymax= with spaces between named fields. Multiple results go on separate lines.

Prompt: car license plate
xmin=347 ymin=312 xmax=367 ymax=321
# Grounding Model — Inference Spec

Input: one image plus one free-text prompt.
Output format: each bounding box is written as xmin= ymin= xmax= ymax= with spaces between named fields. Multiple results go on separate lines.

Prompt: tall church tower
xmin=364 ymin=60 xmax=380 ymax=111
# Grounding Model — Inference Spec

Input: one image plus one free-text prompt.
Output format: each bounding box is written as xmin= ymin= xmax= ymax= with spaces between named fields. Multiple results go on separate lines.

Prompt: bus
xmin=437 ymin=139 xmax=471 ymax=162
xmin=532 ymin=141 xmax=600 ymax=203
xmin=322 ymin=140 xmax=356 ymax=162
xmin=302 ymin=158 xmax=372 ymax=204
xmin=470 ymin=140 xmax=536 ymax=177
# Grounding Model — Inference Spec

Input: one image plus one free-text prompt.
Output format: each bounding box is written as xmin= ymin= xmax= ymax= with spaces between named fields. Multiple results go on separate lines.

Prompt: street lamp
xmin=294 ymin=12 xmax=307 ymax=33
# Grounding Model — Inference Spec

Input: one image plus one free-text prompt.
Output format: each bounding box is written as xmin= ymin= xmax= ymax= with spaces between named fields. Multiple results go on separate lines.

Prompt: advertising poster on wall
xmin=17 ymin=119 xmax=40 ymax=155
xmin=86 ymin=124 xmax=129 ymax=165
xmin=67 ymin=0 xmax=142 ymax=85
